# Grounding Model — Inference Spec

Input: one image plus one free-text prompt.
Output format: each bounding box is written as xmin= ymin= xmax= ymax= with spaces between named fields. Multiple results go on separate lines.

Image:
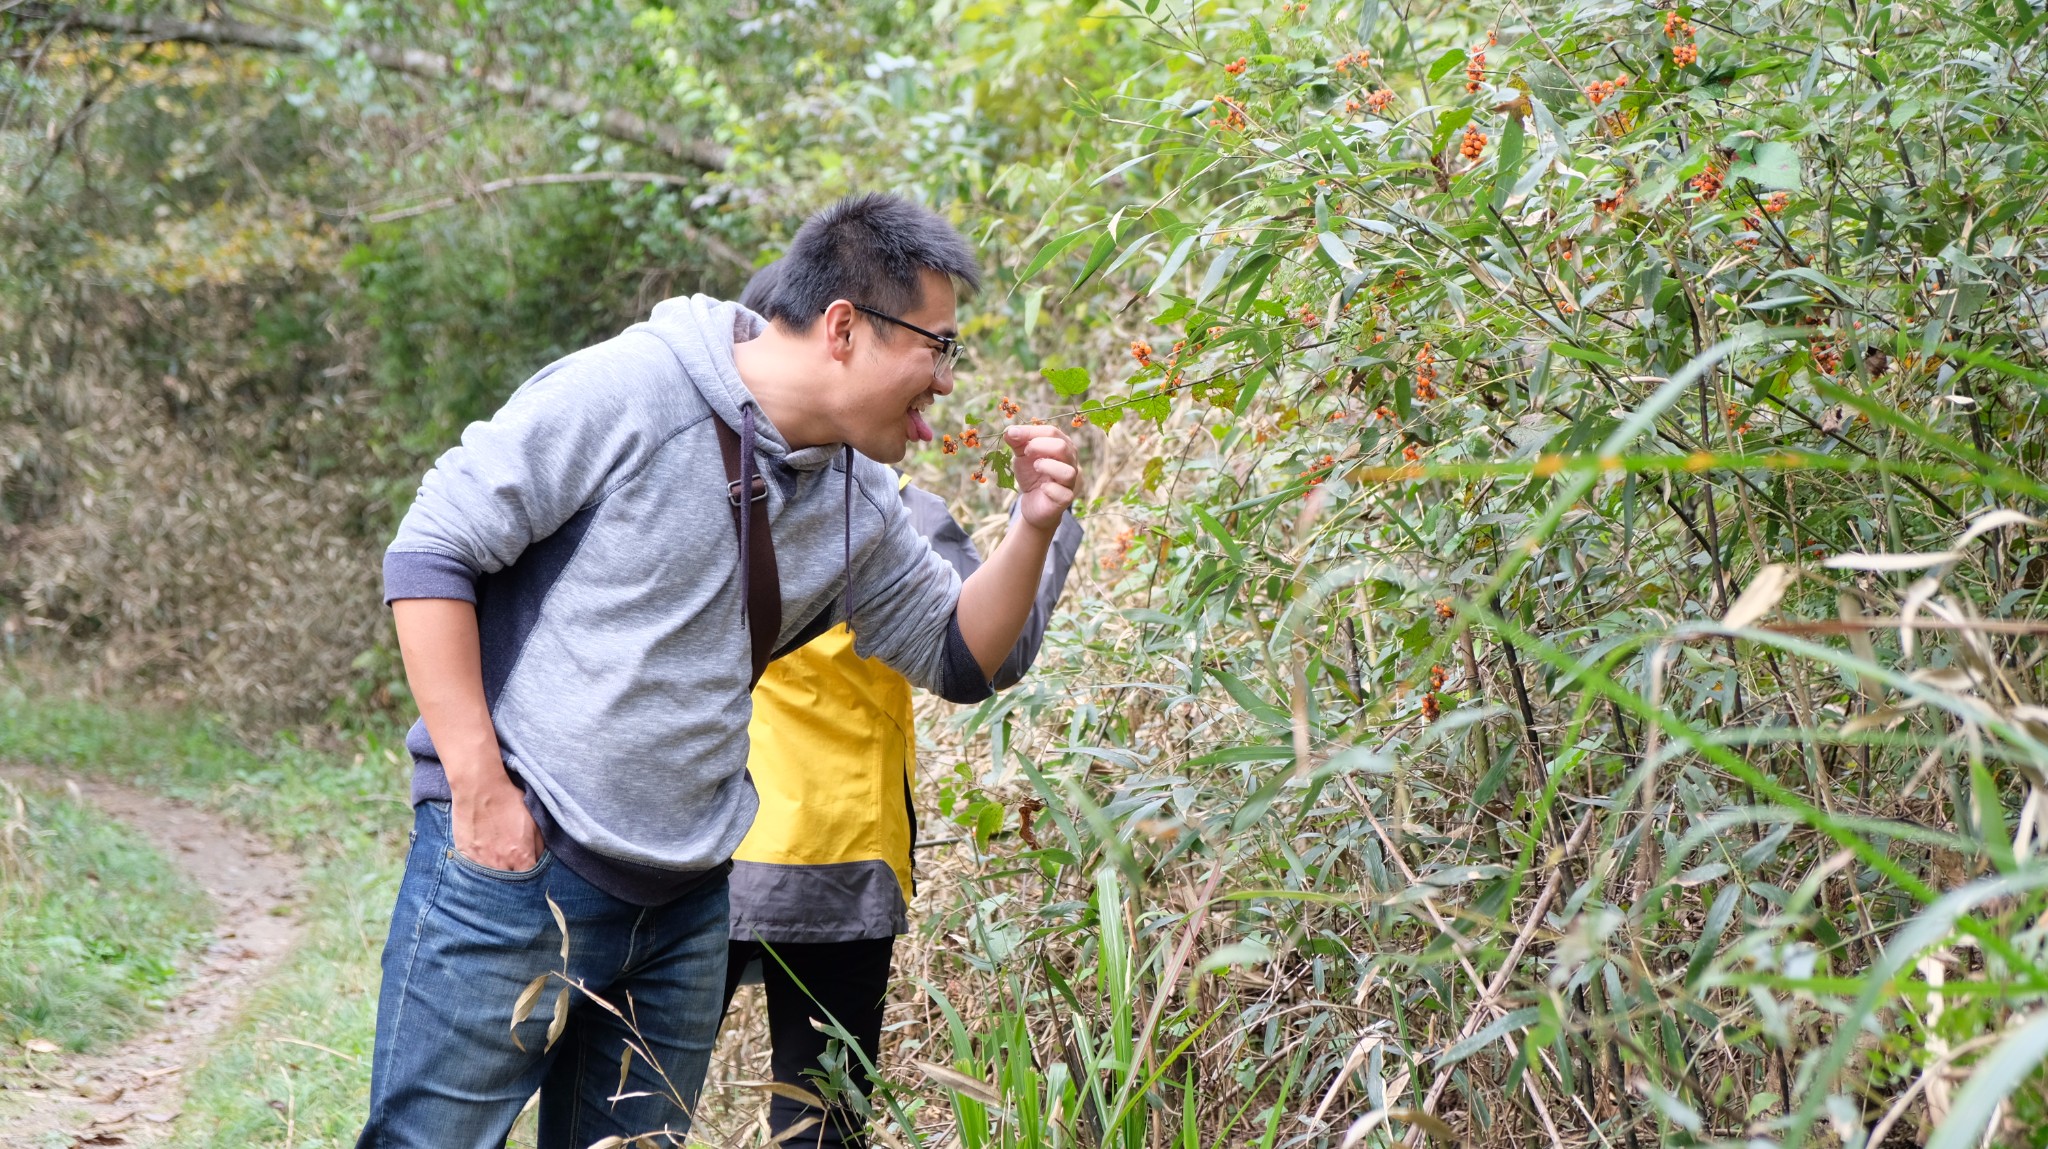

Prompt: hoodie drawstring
xmin=739 ymin=404 xmax=758 ymax=628
xmin=842 ymin=444 xmax=855 ymax=627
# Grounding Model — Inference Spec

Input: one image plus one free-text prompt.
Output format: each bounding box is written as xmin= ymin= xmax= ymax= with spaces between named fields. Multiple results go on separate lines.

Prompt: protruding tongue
xmin=907 ymin=409 xmax=934 ymax=442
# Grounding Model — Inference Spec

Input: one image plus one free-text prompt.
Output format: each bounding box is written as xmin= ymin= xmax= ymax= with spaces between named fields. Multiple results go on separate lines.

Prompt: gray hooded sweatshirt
xmin=383 ymin=295 xmax=992 ymax=904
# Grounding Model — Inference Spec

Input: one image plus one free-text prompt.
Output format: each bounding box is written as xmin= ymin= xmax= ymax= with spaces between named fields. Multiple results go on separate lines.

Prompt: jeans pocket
xmin=447 ymin=845 xmax=555 ymax=882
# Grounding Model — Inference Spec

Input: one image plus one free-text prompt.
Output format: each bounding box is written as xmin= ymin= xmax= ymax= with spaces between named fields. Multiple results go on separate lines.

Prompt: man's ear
xmin=820 ymin=300 xmax=859 ymax=363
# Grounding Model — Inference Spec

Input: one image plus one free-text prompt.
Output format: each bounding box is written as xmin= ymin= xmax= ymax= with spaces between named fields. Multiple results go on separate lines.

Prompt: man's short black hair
xmin=739 ymin=259 xmax=782 ymax=315
xmin=756 ymin=193 xmax=980 ymax=333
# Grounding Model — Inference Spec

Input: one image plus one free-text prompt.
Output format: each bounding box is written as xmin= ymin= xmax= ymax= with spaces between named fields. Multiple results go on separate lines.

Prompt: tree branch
xmin=9 ymin=4 xmax=731 ymax=172
xmin=355 ymin=171 xmax=752 ymax=271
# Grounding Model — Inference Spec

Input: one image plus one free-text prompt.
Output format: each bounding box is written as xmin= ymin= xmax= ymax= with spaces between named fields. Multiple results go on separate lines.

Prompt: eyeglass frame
xmin=852 ymin=303 xmax=966 ymax=379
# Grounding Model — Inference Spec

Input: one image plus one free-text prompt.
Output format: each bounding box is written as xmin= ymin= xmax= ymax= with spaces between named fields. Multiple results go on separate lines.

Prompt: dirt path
xmin=0 ymin=772 xmax=305 ymax=1148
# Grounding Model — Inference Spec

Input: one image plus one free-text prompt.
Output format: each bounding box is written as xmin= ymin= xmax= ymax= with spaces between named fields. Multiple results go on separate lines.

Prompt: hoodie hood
xmin=635 ymin=294 xmax=845 ymax=475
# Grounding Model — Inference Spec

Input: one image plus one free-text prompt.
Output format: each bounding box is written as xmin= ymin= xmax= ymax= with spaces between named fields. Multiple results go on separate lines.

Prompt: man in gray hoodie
xmin=360 ymin=193 xmax=1080 ymax=1148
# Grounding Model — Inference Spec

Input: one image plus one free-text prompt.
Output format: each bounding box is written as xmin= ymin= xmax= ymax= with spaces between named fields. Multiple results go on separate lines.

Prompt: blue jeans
xmin=356 ymin=800 xmax=729 ymax=1149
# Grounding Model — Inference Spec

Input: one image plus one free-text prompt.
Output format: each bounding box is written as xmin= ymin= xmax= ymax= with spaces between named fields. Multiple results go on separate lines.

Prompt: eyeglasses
xmin=853 ymin=304 xmax=966 ymax=380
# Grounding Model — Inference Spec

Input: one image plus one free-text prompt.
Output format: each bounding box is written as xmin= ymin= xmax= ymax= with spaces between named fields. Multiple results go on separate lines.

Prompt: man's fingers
xmin=1033 ymin=481 xmax=1076 ymax=510
xmin=1032 ymin=458 xmax=1079 ymax=491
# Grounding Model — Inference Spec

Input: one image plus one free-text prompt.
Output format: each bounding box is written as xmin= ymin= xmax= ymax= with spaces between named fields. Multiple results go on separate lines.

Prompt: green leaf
xmin=1127 ymin=389 xmax=1170 ymax=422
xmin=1433 ymin=1008 xmax=1540 ymax=1068
xmin=1071 ymin=232 xmax=1118 ymax=293
xmin=1491 ymin=115 xmax=1526 ymax=210
xmin=1041 ymin=366 xmax=1092 ymax=396
xmin=1427 ymin=48 xmax=1466 ymax=82
xmin=1547 ymin=341 xmax=1624 ymax=369
xmin=1192 ymin=940 xmax=1272 ymax=979
xmin=1081 ymin=399 xmax=1123 ymax=429
xmin=987 ymin=448 xmax=1015 ymax=490
xmin=1018 ymin=228 xmax=1090 ymax=284
xmin=1430 ymin=108 xmax=1474 ymax=158
xmin=1316 ymin=231 xmax=1357 ymax=270
xmin=1729 ymin=140 xmax=1801 ymax=190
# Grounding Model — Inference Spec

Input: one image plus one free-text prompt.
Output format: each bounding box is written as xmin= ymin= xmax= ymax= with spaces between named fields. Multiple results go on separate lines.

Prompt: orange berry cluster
xmin=1209 ymin=95 xmax=1248 ymax=131
xmin=1346 ymin=98 xmax=1362 ymax=113
xmin=1070 ymin=414 xmax=1086 ymax=427
xmin=1459 ymin=124 xmax=1488 ymax=159
xmin=1737 ymin=214 xmax=1763 ymax=251
xmin=1765 ymin=191 xmax=1790 ymax=213
xmin=1402 ymin=442 xmax=1422 ymax=462
xmin=1665 ymin=10 xmax=1700 ymax=65
xmin=1305 ymin=453 xmax=1336 ymax=486
xmin=1109 ymin=526 xmax=1137 ymax=569
xmin=1372 ymin=403 xmax=1396 ymax=421
xmin=1365 ymin=88 xmax=1395 ymax=113
xmin=1224 ymin=57 xmax=1248 ymax=75
xmin=1333 ymin=49 xmax=1371 ymax=74
xmin=1414 ymin=342 xmax=1440 ymax=400
xmin=1429 ymin=664 xmax=1448 ymax=690
xmin=1465 ymin=44 xmax=1487 ymax=93
xmin=1811 ymin=334 xmax=1841 ymax=374
xmin=1434 ymin=597 xmax=1456 ymax=621
xmin=1298 ymin=305 xmax=1321 ymax=328
xmin=1422 ymin=691 xmax=1442 ymax=722
xmin=1130 ymin=340 xmax=1154 ymax=366
xmin=1690 ymin=162 xmax=1724 ymax=200
xmin=940 ymin=434 xmax=958 ymax=455
xmin=1585 ymin=73 xmax=1630 ymax=104
xmin=997 ymin=396 xmax=1021 ymax=418
xmin=1723 ymin=403 xmax=1753 ymax=434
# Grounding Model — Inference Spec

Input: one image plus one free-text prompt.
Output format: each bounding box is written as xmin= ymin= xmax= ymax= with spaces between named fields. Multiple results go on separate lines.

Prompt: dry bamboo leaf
xmin=617 ymin=1046 xmax=633 ymax=1099
xmin=1842 ymin=704 xmax=1920 ymax=735
xmin=1388 ymin=1107 xmax=1463 ymax=1143
xmin=547 ymin=893 xmax=569 ymax=966
xmin=544 ymin=986 xmax=569 ymax=1051
xmin=510 ymin=973 xmax=549 ymax=1051
xmin=1954 ymin=509 xmax=2041 ymax=549
xmin=915 ymin=1060 xmax=1002 ymax=1106
xmin=1340 ymin=1110 xmax=1391 ymax=1149
xmin=733 ymin=1079 xmax=827 ymax=1108
xmin=1823 ymin=551 xmax=1964 ymax=572
xmin=1723 ymin=563 xmax=1795 ymax=630
xmin=770 ymin=1117 xmax=823 ymax=1144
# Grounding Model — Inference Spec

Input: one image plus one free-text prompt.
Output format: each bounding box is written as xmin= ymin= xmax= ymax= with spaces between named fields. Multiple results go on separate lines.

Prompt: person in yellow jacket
xmin=719 ymin=263 xmax=1082 ymax=1147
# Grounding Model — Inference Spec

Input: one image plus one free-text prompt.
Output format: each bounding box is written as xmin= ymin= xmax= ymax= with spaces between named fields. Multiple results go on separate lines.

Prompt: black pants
xmin=721 ymin=936 xmax=895 ymax=1149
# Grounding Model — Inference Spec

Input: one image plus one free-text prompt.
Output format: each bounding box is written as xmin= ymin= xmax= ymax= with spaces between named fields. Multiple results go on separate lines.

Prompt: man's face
xmin=838 ymin=269 xmax=958 ymax=464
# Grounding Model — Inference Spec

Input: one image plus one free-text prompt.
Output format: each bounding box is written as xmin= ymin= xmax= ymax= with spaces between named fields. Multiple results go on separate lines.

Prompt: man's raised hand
xmin=1004 ymin=425 xmax=1080 ymax=530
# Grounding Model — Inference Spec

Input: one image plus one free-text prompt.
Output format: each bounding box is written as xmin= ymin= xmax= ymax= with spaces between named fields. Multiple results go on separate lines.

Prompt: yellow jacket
xmin=727 ymin=482 xmax=1082 ymax=943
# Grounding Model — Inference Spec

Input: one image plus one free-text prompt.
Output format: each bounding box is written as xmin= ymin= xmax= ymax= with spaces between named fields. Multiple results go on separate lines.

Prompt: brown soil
xmin=0 ymin=772 xmax=305 ymax=1148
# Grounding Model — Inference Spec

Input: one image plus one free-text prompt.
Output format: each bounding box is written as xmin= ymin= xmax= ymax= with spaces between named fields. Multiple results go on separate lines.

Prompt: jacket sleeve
xmin=900 ymin=485 xmax=1082 ymax=690
xmin=382 ymin=344 xmax=682 ymax=603
xmin=842 ymin=470 xmax=987 ymax=704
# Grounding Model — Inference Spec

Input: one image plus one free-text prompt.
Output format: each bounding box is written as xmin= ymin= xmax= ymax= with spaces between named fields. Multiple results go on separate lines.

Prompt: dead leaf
xmin=547 ymin=894 xmax=569 ymax=966
xmin=734 ymin=1079 xmax=828 ymax=1108
xmin=510 ymin=973 xmax=549 ymax=1050
xmin=1823 ymin=551 xmax=1963 ymax=572
xmin=1954 ymin=509 xmax=2042 ymax=549
xmin=23 ymin=1038 xmax=58 ymax=1054
xmin=1722 ymin=563 xmax=1795 ymax=629
xmin=544 ymin=986 xmax=570 ymax=1051
xmin=915 ymin=1060 xmax=1002 ymax=1106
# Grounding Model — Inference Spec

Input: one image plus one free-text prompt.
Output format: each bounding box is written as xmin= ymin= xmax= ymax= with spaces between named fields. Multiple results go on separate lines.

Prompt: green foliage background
xmin=5 ymin=0 xmax=2048 ymax=1144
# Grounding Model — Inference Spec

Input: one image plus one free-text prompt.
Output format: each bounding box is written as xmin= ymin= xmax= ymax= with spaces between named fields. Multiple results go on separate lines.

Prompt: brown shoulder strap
xmin=714 ymin=417 xmax=780 ymax=689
